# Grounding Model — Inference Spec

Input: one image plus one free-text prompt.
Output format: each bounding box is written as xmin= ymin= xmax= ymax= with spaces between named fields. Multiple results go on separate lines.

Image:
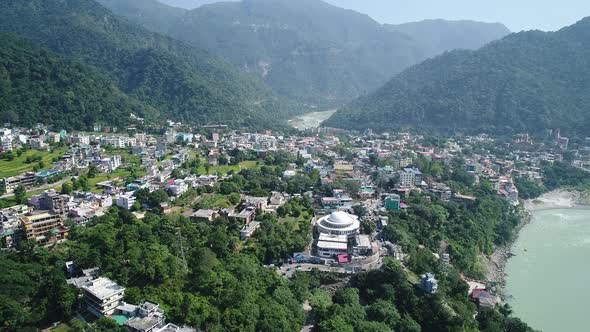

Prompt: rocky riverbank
xmin=485 ymin=189 xmax=590 ymax=300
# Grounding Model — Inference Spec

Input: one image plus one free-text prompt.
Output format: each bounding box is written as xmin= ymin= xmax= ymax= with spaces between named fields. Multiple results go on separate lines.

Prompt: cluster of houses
xmin=66 ymin=264 xmax=196 ymax=332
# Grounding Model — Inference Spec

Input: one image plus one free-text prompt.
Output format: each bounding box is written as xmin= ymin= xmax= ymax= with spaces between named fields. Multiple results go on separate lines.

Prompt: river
xmin=505 ymin=208 xmax=590 ymax=332
xmin=289 ymin=110 xmax=336 ymax=130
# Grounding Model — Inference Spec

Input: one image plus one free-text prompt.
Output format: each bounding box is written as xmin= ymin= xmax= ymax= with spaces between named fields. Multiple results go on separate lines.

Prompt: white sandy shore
xmin=524 ymin=189 xmax=585 ymax=211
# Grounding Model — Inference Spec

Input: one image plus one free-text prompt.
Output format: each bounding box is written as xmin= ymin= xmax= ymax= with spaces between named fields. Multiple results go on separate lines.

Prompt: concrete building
xmin=190 ymin=209 xmax=218 ymax=222
xmin=314 ymin=211 xmax=361 ymax=258
xmin=419 ymin=273 xmax=439 ymax=293
xmin=81 ymin=277 xmax=125 ymax=317
xmin=125 ymin=302 xmax=166 ymax=332
xmin=240 ymin=221 xmax=261 ymax=240
xmin=116 ymin=193 xmax=136 ymax=210
xmin=1 ymin=135 xmax=13 ymax=152
xmin=2 ymin=172 xmax=37 ymax=192
xmin=21 ymin=211 xmax=64 ymax=242
xmin=399 ymin=168 xmax=422 ymax=188
xmin=315 ymin=211 xmax=360 ymax=236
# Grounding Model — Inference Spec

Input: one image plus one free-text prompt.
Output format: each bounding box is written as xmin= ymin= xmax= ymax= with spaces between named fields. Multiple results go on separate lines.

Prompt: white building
xmin=315 ymin=211 xmax=360 ymax=236
xmin=116 ymin=193 xmax=136 ymax=210
xmin=314 ymin=211 xmax=361 ymax=258
xmin=81 ymin=277 xmax=125 ymax=317
xmin=1 ymin=135 xmax=13 ymax=152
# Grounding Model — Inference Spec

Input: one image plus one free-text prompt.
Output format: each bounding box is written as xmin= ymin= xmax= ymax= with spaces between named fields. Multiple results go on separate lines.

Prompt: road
xmin=277 ymin=263 xmax=346 ymax=278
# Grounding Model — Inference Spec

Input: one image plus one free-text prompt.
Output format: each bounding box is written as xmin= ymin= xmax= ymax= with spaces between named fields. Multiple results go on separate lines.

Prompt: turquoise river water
xmin=505 ymin=208 xmax=590 ymax=332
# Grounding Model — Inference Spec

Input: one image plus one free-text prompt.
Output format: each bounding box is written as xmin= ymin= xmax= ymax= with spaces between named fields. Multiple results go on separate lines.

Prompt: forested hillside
xmin=0 ymin=34 xmax=155 ymax=130
xmin=325 ymin=18 xmax=590 ymax=135
xmin=0 ymin=0 xmax=297 ymax=129
xmin=99 ymin=0 xmax=509 ymax=107
xmin=385 ymin=19 xmax=510 ymax=56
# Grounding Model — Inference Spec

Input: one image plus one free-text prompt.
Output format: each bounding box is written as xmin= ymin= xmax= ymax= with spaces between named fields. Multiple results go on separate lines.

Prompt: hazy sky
xmin=323 ymin=0 xmax=590 ymax=32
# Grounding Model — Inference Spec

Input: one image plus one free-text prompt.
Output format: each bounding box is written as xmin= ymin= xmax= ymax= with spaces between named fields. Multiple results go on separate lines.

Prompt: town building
xmin=2 ymin=172 xmax=37 ymax=192
xmin=20 ymin=211 xmax=64 ymax=242
xmin=419 ymin=273 xmax=439 ymax=293
xmin=399 ymin=168 xmax=422 ymax=188
xmin=81 ymin=277 xmax=125 ymax=317
xmin=116 ymin=193 xmax=137 ymax=210
xmin=385 ymin=194 xmax=401 ymax=211
xmin=313 ymin=211 xmax=362 ymax=258
xmin=240 ymin=221 xmax=261 ymax=240
xmin=190 ymin=209 xmax=218 ymax=222
xmin=124 ymin=302 xmax=166 ymax=332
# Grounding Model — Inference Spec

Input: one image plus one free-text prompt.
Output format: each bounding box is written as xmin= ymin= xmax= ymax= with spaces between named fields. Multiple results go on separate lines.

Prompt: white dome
xmin=316 ymin=211 xmax=360 ymax=236
xmin=327 ymin=211 xmax=355 ymax=226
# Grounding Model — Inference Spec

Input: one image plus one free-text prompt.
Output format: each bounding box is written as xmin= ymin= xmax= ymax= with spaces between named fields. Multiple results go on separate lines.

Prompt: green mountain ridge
xmin=99 ymin=0 xmax=510 ymax=107
xmin=0 ymin=0 xmax=296 ymax=130
xmin=325 ymin=17 xmax=590 ymax=135
xmin=0 ymin=33 xmax=156 ymax=130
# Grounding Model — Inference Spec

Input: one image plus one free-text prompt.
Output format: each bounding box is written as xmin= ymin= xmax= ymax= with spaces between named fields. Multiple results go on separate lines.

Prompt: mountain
xmin=158 ymin=0 xmax=237 ymax=10
xmin=0 ymin=0 xmax=294 ymax=130
xmin=324 ymin=18 xmax=590 ymax=135
xmin=0 ymin=33 xmax=156 ymax=130
xmin=98 ymin=0 xmax=509 ymax=107
xmin=385 ymin=19 xmax=510 ymax=57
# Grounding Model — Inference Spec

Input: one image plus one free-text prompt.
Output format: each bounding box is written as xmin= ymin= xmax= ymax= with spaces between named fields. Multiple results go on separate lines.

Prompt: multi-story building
xmin=399 ymin=168 xmax=422 ymax=188
xmin=2 ymin=172 xmax=37 ymax=192
xmin=21 ymin=211 xmax=64 ymax=242
xmin=125 ymin=302 xmax=166 ymax=332
xmin=81 ymin=277 xmax=125 ymax=317
xmin=116 ymin=193 xmax=136 ymax=210
xmin=36 ymin=190 xmax=69 ymax=217
xmin=0 ymin=135 xmax=13 ymax=152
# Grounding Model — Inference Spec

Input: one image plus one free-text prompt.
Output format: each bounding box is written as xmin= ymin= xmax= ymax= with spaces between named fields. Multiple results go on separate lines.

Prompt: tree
xmin=319 ymin=316 xmax=354 ymax=332
xmin=398 ymin=315 xmax=421 ymax=332
xmin=352 ymin=205 xmax=368 ymax=218
xmin=366 ymin=300 xmax=401 ymax=329
xmin=61 ymin=182 xmax=73 ymax=195
xmin=87 ymin=164 xmax=99 ymax=178
xmin=171 ymin=168 xmax=183 ymax=179
xmin=3 ymin=151 xmax=14 ymax=161
xmin=14 ymin=185 xmax=26 ymax=204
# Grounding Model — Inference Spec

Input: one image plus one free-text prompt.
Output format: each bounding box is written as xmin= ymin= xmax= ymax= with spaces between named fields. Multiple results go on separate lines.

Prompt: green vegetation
xmin=0 ymin=146 xmax=67 ymax=178
xmin=514 ymin=162 xmax=590 ymax=199
xmin=0 ymin=0 xmax=299 ymax=130
xmin=99 ymin=0 xmax=508 ymax=107
xmin=312 ymin=259 xmax=536 ymax=332
xmin=326 ymin=18 xmax=590 ymax=135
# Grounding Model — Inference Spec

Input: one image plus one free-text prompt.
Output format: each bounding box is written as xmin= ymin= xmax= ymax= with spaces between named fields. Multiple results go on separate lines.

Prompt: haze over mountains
xmin=325 ymin=17 xmax=590 ymax=135
xmin=100 ymin=0 xmax=510 ymax=107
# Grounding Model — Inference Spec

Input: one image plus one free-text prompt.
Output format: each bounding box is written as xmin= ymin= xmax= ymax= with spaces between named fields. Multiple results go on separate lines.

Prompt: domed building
xmin=314 ymin=211 xmax=361 ymax=258
xmin=315 ymin=211 xmax=360 ymax=236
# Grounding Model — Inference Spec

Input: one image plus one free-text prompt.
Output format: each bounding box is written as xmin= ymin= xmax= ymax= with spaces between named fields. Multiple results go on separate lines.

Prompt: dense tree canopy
xmin=326 ymin=17 xmax=590 ymax=135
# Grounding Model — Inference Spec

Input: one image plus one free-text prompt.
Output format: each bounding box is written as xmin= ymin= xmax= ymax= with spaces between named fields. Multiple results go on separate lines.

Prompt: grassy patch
xmin=0 ymin=147 xmax=67 ymax=178
xmin=196 ymin=194 xmax=234 ymax=209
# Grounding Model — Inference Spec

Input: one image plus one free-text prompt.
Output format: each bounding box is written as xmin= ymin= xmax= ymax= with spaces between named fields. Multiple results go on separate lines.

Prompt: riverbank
xmin=485 ymin=189 xmax=590 ymax=300
xmin=289 ymin=110 xmax=336 ymax=130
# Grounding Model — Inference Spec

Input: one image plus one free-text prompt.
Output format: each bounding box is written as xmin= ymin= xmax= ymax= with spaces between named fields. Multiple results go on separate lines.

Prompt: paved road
xmin=277 ymin=263 xmax=346 ymax=278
